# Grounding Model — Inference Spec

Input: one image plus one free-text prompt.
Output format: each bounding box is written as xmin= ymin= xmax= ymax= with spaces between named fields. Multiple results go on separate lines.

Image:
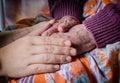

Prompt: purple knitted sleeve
xmin=83 ymin=2 xmax=120 ymax=48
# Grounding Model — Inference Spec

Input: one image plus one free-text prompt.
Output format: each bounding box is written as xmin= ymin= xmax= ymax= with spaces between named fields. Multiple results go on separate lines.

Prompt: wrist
xmin=82 ymin=24 xmax=97 ymax=47
xmin=8 ymin=27 xmax=32 ymax=43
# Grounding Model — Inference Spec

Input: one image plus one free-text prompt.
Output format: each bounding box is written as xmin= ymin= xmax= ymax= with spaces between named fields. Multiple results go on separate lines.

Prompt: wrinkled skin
xmin=51 ymin=24 xmax=96 ymax=55
xmin=42 ymin=16 xmax=80 ymax=36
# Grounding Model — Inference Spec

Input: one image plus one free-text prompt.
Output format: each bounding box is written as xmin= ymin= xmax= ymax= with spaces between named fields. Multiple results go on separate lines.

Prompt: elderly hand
xmin=0 ymin=20 xmax=76 ymax=78
xmin=42 ymin=16 xmax=80 ymax=36
xmin=51 ymin=24 xmax=96 ymax=55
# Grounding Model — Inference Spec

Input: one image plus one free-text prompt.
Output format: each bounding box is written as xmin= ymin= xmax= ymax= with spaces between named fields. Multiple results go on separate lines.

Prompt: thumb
xmin=28 ymin=19 xmax=56 ymax=36
xmin=58 ymin=18 xmax=80 ymax=32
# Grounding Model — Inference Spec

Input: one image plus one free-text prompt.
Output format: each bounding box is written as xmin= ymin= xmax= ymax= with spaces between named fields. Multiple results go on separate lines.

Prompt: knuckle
xmin=34 ymin=66 xmax=41 ymax=72
xmin=33 ymin=65 xmax=44 ymax=73
xmin=46 ymin=66 xmax=53 ymax=71
xmin=46 ymin=46 xmax=52 ymax=53
xmin=53 ymin=46 xmax=60 ymax=54
xmin=44 ymin=37 xmax=50 ymax=42
xmin=45 ymin=32 xmax=50 ymax=36
xmin=44 ymin=54 xmax=51 ymax=62
xmin=42 ymin=32 xmax=49 ymax=36
xmin=46 ymin=54 xmax=59 ymax=63
xmin=60 ymin=56 xmax=66 ymax=63
xmin=64 ymin=47 xmax=71 ymax=55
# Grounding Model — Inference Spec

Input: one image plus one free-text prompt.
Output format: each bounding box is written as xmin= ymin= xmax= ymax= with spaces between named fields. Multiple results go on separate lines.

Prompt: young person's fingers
xmin=31 ymin=45 xmax=76 ymax=56
xmin=29 ymin=19 xmax=56 ymax=36
xmin=31 ymin=36 xmax=71 ymax=46
xmin=26 ymin=64 xmax=60 ymax=75
xmin=41 ymin=23 xmax=59 ymax=36
xmin=28 ymin=54 xmax=72 ymax=64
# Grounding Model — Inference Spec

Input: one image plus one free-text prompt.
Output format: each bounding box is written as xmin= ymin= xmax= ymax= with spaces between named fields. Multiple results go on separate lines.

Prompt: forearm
xmin=0 ymin=27 xmax=33 ymax=47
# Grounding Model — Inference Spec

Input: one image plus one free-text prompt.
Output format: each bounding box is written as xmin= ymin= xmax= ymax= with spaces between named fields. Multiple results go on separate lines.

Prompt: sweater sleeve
xmin=48 ymin=0 xmax=86 ymax=20
xmin=83 ymin=1 xmax=120 ymax=48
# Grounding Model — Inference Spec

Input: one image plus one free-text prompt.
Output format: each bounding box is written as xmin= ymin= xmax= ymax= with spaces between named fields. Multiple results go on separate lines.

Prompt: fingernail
xmin=49 ymin=19 xmax=55 ymax=24
xmin=53 ymin=65 xmax=59 ymax=70
xmin=66 ymin=56 xmax=72 ymax=62
xmin=64 ymin=40 xmax=71 ymax=46
xmin=58 ymin=26 xmax=63 ymax=32
xmin=70 ymin=49 xmax=77 ymax=56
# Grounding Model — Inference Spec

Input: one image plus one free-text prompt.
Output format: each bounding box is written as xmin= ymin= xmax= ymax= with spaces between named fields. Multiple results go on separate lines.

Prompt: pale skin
xmin=0 ymin=20 xmax=55 ymax=47
xmin=0 ymin=20 xmax=77 ymax=78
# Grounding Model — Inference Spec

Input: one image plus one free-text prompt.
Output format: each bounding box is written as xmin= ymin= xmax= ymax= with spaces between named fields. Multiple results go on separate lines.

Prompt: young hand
xmin=0 ymin=20 xmax=76 ymax=78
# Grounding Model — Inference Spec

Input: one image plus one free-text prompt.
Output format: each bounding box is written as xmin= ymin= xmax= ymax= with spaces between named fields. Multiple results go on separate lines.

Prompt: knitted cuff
xmin=83 ymin=4 xmax=120 ymax=48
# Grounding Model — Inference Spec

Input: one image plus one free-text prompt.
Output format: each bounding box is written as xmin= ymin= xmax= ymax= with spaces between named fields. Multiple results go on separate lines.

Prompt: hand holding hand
xmin=0 ymin=20 xmax=76 ymax=78
xmin=51 ymin=24 xmax=96 ymax=55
